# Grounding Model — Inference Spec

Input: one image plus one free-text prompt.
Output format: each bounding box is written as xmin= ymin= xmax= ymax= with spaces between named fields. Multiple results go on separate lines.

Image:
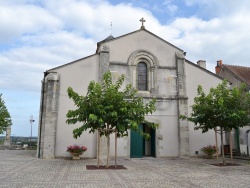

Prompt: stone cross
xmin=139 ymin=17 xmax=146 ymax=29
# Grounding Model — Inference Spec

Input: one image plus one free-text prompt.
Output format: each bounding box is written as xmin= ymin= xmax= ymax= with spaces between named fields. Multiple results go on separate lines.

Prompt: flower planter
xmin=67 ymin=145 xmax=87 ymax=160
xmin=70 ymin=152 xmax=83 ymax=160
xmin=201 ymin=145 xmax=217 ymax=158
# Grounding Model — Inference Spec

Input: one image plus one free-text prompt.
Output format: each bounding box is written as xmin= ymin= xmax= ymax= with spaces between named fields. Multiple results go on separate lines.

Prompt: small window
xmin=137 ymin=62 xmax=147 ymax=90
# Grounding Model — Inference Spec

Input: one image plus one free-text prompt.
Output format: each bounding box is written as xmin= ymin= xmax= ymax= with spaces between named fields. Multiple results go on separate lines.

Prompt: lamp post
xmin=30 ymin=115 xmax=35 ymax=148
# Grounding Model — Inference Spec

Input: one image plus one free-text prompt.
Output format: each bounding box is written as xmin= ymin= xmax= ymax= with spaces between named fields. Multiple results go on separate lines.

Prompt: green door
xmin=130 ymin=125 xmax=143 ymax=158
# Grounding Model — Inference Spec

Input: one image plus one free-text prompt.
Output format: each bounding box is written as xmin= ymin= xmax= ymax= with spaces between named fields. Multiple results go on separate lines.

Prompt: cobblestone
xmin=0 ymin=150 xmax=250 ymax=187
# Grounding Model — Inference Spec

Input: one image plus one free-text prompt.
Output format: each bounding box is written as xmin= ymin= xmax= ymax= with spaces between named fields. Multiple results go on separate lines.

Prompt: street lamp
xmin=30 ymin=115 xmax=35 ymax=148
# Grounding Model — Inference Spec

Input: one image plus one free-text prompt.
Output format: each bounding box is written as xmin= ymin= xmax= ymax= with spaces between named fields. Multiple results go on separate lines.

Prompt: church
xmin=37 ymin=18 xmax=222 ymax=159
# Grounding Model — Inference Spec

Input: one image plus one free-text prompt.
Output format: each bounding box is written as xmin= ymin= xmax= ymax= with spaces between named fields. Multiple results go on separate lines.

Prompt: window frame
xmin=137 ymin=62 xmax=148 ymax=91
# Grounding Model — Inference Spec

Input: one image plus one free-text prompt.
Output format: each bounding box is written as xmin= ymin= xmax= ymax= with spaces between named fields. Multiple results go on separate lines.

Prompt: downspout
xmin=246 ymin=130 xmax=250 ymax=156
xmin=38 ymin=72 xmax=47 ymax=158
xmin=176 ymin=55 xmax=180 ymax=157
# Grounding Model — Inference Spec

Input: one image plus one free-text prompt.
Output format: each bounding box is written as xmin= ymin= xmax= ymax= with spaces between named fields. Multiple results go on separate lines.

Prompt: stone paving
xmin=0 ymin=150 xmax=250 ymax=188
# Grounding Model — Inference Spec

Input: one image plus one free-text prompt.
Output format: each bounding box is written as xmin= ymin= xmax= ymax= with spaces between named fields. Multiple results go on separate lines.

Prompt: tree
xmin=66 ymin=71 xmax=157 ymax=166
xmin=180 ymin=80 xmax=250 ymax=164
xmin=0 ymin=94 xmax=12 ymax=134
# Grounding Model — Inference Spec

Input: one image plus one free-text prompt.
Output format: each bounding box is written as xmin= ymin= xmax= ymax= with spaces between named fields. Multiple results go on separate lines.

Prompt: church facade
xmin=38 ymin=22 xmax=222 ymax=159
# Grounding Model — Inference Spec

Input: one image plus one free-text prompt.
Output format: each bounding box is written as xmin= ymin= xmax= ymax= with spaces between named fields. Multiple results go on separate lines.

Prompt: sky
xmin=1 ymin=0 xmax=250 ymax=137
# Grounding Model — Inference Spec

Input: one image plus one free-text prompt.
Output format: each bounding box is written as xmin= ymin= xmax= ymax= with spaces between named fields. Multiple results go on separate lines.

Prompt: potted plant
xmin=67 ymin=145 xmax=87 ymax=159
xmin=201 ymin=145 xmax=217 ymax=158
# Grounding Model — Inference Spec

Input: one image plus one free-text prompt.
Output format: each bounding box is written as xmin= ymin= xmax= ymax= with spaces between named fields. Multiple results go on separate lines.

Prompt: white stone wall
xmin=104 ymin=30 xmax=181 ymax=68
xmin=48 ymin=55 xmax=99 ymax=158
xmin=185 ymin=63 xmax=222 ymax=156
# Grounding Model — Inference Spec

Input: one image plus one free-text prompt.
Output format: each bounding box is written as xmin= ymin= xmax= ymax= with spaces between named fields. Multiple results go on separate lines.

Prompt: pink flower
xmin=201 ymin=145 xmax=217 ymax=155
xmin=67 ymin=145 xmax=87 ymax=153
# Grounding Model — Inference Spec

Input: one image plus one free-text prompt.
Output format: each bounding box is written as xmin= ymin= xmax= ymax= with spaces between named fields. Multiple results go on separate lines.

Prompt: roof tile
xmin=224 ymin=64 xmax=250 ymax=85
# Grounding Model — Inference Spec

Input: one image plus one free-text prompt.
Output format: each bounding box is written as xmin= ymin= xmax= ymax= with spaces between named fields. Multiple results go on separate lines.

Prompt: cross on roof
xmin=139 ymin=17 xmax=146 ymax=29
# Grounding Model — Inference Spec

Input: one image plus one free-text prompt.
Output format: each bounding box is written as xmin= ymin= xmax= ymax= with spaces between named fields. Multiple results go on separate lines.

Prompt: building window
xmin=128 ymin=50 xmax=158 ymax=94
xmin=137 ymin=62 xmax=147 ymax=91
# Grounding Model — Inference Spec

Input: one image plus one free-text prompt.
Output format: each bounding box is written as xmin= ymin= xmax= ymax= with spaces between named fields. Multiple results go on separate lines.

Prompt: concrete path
xmin=0 ymin=150 xmax=250 ymax=187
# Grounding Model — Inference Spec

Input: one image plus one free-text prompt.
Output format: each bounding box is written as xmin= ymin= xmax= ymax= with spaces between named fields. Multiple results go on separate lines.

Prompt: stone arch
xmin=127 ymin=50 xmax=158 ymax=94
xmin=128 ymin=50 xmax=158 ymax=67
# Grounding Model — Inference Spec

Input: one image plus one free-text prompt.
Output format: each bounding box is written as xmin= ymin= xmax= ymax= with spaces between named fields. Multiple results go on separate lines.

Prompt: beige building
xmin=38 ymin=21 xmax=222 ymax=159
xmin=215 ymin=61 xmax=250 ymax=156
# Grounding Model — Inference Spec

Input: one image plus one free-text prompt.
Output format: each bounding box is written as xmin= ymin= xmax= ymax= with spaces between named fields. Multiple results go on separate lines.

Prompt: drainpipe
xmin=176 ymin=55 xmax=180 ymax=157
xmin=246 ymin=130 xmax=250 ymax=156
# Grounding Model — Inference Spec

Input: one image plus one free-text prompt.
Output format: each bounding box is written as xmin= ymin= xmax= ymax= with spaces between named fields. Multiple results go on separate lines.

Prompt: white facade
xmin=38 ymin=28 xmax=222 ymax=159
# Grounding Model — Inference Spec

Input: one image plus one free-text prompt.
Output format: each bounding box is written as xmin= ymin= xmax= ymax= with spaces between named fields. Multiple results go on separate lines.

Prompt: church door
xmin=130 ymin=124 xmax=156 ymax=158
xmin=130 ymin=124 xmax=143 ymax=158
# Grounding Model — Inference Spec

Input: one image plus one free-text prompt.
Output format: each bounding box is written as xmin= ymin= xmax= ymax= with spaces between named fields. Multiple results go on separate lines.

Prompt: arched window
xmin=128 ymin=50 xmax=158 ymax=94
xmin=137 ymin=62 xmax=147 ymax=91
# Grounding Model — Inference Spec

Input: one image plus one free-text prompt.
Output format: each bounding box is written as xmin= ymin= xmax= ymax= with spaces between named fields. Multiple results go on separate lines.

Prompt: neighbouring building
xmin=215 ymin=60 xmax=250 ymax=156
xmin=38 ymin=19 xmax=222 ymax=159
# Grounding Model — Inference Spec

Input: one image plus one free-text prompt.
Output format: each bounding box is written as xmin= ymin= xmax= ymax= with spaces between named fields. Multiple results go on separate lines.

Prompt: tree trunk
xmin=214 ymin=128 xmax=219 ymax=165
xmin=229 ymin=129 xmax=233 ymax=164
xmin=97 ymin=130 xmax=100 ymax=167
xmin=220 ymin=127 xmax=225 ymax=165
xmin=115 ymin=131 xmax=117 ymax=168
xmin=106 ymin=133 xmax=110 ymax=168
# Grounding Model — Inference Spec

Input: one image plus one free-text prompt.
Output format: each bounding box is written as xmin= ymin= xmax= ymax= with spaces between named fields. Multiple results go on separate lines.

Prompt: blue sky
xmin=1 ymin=0 xmax=250 ymax=137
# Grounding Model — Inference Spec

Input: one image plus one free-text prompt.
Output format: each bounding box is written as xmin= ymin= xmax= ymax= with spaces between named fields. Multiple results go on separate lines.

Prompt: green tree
xmin=66 ymin=71 xmax=157 ymax=166
xmin=0 ymin=94 xmax=12 ymax=134
xmin=181 ymin=80 xmax=250 ymax=164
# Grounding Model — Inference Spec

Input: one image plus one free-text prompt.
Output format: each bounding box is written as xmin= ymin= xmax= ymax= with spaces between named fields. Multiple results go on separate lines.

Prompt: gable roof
xmin=223 ymin=64 xmax=250 ymax=85
xmin=96 ymin=29 xmax=183 ymax=53
xmin=47 ymin=54 xmax=97 ymax=72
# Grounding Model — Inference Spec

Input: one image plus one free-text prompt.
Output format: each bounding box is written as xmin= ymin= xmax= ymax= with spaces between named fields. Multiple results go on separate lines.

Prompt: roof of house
xmin=223 ymin=64 xmax=250 ymax=85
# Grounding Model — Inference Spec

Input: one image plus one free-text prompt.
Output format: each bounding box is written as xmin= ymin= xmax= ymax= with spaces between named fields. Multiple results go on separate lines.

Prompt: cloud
xmin=184 ymin=0 xmax=250 ymax=18
xmin=0 ymin=1 xmax=63 ymax=43
xmin=0 ymin=31 xmax=96 ymax=91
xmin=162 ymin=0 xmax=178 ymax=16
xmin=168 ymin=8 xmax=250 ymax=70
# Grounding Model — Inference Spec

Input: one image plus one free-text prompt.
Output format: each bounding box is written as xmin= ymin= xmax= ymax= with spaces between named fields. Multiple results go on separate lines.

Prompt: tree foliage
xmin=0 ymin=94 xmax=12 ymax=134
xmin=66 ymin=71 xmax=158 ymax=139
xmin=180 ymin=80 xmax=250 ymax=133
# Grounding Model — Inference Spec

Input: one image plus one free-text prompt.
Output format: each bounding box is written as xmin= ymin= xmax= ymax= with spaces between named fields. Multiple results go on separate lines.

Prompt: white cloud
xmin=0 ymin=31 xmax=96 ymax=91
xmin=168 ymin=8 xmax=250 ymax=70
xmin=0 ymin=2 xmax=63 ymax=43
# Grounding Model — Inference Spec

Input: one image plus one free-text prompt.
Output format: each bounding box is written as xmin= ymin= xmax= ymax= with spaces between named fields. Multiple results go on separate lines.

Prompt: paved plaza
xmin=0 ymin=150 xmax=250 ymax=187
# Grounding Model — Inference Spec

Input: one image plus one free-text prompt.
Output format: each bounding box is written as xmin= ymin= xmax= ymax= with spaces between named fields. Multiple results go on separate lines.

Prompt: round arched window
xmin=137 ymin=62 xmax=147 ymax=91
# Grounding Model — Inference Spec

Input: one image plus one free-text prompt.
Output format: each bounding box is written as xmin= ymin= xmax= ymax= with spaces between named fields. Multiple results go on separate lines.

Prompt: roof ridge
xmin=224 ymin=64 xmax=250 ymax=69
xmin=223 ymin=64 xmax=250 ymax=85
xmin=97 ymin=29 xmax=183 ymax=51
